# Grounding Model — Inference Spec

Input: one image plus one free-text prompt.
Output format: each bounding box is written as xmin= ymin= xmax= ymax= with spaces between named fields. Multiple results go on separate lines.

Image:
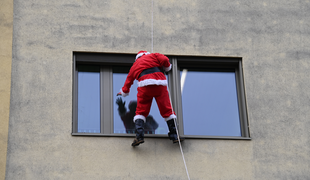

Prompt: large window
xmin=180 ymin=70 xmax=241 ymax=136
xmin=72 ymin=52 xmax=250 ymax=139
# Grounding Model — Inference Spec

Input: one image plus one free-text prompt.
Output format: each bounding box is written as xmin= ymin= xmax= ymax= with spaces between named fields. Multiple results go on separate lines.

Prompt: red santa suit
xmin=120 ymin=51 xmax=177 ymax=123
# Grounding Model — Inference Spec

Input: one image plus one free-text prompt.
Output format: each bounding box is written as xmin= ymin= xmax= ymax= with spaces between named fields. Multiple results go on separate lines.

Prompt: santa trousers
xmin=134 ymin=85 xmax=176 ymax=122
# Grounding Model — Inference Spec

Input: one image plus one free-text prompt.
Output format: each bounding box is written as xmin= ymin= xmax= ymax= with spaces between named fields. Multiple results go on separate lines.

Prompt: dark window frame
xmin=72 ymin=52 xmax=251 ymax=140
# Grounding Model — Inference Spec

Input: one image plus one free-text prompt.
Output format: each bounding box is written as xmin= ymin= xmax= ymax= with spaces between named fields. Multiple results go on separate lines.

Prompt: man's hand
xmin=163 ymin=64 xmax=172 ymax=72
xmin=116 ymin=97 xmax=125 ymax=107
xmin=117 ymin=92 xmax=129 ymax=97
xmin=116 ymin=97 xmax=126 ymax=116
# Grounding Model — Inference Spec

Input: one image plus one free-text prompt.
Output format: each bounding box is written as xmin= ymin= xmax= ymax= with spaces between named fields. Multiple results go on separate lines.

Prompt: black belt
xmin=138 ymin=67 xmax=161 ymax=79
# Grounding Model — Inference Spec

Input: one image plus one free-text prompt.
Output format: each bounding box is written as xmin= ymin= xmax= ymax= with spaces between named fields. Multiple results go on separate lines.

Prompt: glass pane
xmin=77 ymin=65 xmax=100 ymax=133
xmin=181 ymin=70 xmax=241 ymax=136
xmin=113 ymin=67 xmax=168 ymax=134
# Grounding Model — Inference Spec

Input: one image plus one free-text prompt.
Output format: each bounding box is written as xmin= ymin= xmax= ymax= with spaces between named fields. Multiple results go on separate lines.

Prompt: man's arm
xmin=118 ymin=65 xmax=136 ymax=97
xmin=154 ymin=53 xmax=172 ymax=72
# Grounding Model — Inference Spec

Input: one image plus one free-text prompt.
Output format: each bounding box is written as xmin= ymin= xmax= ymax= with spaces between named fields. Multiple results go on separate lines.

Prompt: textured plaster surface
xmin=0 ymin=0 xmax=13 ymax=179
xmin=7 ymin=0 xmax=310 ymax=179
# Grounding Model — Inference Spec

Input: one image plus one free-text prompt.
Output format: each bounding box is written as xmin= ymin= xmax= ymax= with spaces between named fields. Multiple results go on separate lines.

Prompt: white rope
xmin=150 ymin=2 xmax=190 ymax=178
xmin=151 ymin=0 xmax=154 ymax=53
xmin=167 ymin=84 xmax=191 ymax=180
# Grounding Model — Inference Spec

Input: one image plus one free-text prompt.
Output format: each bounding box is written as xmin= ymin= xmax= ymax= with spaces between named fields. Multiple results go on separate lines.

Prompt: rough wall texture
xmin=7 ymin=0 xmax=310 ymax=179
xmin=0 ymin=0 xmax=13 ymax=179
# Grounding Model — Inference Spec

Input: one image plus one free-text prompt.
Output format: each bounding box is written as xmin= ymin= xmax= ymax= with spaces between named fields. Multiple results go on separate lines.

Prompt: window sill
xmin=71 ymin=133 xmax=251 ymax=140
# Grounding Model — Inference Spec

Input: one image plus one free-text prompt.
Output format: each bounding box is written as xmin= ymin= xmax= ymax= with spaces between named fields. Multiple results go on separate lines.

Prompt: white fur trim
xmin=135 ymin=52 xmax=150 ymax=60
xmin=137 ymin=79 xmax=168 ymax=87
xmin=134 ymin=115 xmax=146 ymax=122
xmin=120 ymin=88 xmax=129 ymax=97
xmin=163 ymin=64 xmax=172 ymax=72
xmin=164 ymin=114 xmax=177 ymax=121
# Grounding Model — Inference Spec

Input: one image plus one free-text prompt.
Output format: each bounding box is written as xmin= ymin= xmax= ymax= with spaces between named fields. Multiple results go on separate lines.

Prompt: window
xmin=72 ymin=52 xmax=250 ymax=139
xmin=77 ymin=65 xmax=100 ymax=133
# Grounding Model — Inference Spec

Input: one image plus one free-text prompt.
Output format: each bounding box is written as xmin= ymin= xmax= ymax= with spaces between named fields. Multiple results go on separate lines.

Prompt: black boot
xmin=131 ymin=119 xmax=145 ymax=146
xmin=166 ymin=119 xmax=184 ymax=143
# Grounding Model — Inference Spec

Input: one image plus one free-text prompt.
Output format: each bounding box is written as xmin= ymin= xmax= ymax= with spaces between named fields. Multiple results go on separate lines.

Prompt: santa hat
xmin=135 ymin=51 xmax=150 ymax=60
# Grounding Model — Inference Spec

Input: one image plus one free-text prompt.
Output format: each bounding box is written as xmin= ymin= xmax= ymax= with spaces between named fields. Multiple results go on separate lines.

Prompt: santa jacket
xmin=121 ymin=53 xmax=172 ymax=96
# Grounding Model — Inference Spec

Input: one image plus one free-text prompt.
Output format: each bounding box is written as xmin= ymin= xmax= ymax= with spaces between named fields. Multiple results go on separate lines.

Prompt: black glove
xmin=116 ymin=97 xmax=125 ymax=107
xmin=116 ymin=97 xmax=126 ymax=115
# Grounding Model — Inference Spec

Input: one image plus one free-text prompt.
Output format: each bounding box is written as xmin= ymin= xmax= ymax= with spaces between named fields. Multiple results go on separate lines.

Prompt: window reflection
xmin=77 ymin=65 xmax=100 ymax=133
xmin=181 ymin=69 xmax=241 ymax=136
xmin=113 ymin=67 xmax=168 ymax=134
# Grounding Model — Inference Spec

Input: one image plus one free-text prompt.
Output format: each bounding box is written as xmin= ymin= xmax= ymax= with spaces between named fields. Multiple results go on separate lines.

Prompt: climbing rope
xmin=167 ymin=85 xmax=191 ymax=180
xmin=151 ymin=1 xmax=190 ymax=179
xmin=151 ymin=0 xmax=154 ymax=53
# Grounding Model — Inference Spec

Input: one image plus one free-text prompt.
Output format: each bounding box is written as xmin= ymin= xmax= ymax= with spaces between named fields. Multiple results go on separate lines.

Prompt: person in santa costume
xmin=117 ymin=50 xmax=183 ymax=146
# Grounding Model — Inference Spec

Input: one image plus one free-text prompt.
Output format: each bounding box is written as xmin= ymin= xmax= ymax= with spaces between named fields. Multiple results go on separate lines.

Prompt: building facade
xmin=2 ymin=0 xmax=310 ymax=179
xmin=0 ymin=0 xmax=13 ymax=179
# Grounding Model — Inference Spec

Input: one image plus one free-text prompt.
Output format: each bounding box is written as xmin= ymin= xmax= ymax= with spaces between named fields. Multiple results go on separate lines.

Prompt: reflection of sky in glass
xmin=78 ymin=71 xmax=100 ymax=133
xmin=181 ymin=70 xmax=241 ymax=136
xmin=113 ymin=73 xmax=168 ymax=134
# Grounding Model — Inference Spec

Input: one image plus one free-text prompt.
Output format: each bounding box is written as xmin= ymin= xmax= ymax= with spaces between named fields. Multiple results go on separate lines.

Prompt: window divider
xmin=101 ymin=66 xmax=113 ymax=134
xmin=170 ymin=58 xmax=184 ymax=135
xmin=72 ymin=54 xmax=78 ymax=133
xmin=237 ymin=60 xmax=250 ymax=137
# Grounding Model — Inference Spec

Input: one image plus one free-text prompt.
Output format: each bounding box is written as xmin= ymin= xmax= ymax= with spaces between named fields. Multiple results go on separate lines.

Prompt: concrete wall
xmin=7 ymin=0 xmax=310 ymax=179
xmin=0 ymin=0 xmax=13 ymax=179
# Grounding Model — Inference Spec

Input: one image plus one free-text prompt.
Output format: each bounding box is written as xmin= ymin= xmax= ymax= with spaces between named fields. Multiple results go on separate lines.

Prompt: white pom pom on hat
xmin=135 ymin=51 xmax=150 ymax=60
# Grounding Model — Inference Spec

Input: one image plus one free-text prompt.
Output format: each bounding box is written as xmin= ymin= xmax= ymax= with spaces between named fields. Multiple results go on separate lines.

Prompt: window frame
xmin=72 ymin=52 xmax=250 ymax=140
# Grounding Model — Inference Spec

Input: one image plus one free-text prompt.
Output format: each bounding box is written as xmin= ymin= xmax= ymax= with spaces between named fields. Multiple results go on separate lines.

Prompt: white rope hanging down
xmin=151 ymin=0 xmax=154 ymax=53
xmin=151 ymin=2 xmax=190 ymax=179
xmin=167 ymin=86 xmax=191 ymax=180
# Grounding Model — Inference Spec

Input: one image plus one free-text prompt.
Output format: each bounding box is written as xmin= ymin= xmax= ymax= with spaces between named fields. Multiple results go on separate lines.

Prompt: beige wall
xmin=0 ymin=0 xmax=13 ymax=179
xmin=6 ymin=0 xmax=310 ymax=179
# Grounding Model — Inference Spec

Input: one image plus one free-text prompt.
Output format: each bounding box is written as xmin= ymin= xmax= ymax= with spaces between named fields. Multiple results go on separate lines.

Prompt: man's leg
xmin=131 ymin=119 xmax=145 ymax=146
xmin=166 ymin=119 xmax=184 ymax=143
xmin=154 ymin=85 xmax=175 ymax=119
xmin=154 ymin=86 xmax=183 ymax=143
xmin=135 ymin=86 xmax=153 ymax=119
xmin=132 ymin=86 xmax=153 ymax=146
